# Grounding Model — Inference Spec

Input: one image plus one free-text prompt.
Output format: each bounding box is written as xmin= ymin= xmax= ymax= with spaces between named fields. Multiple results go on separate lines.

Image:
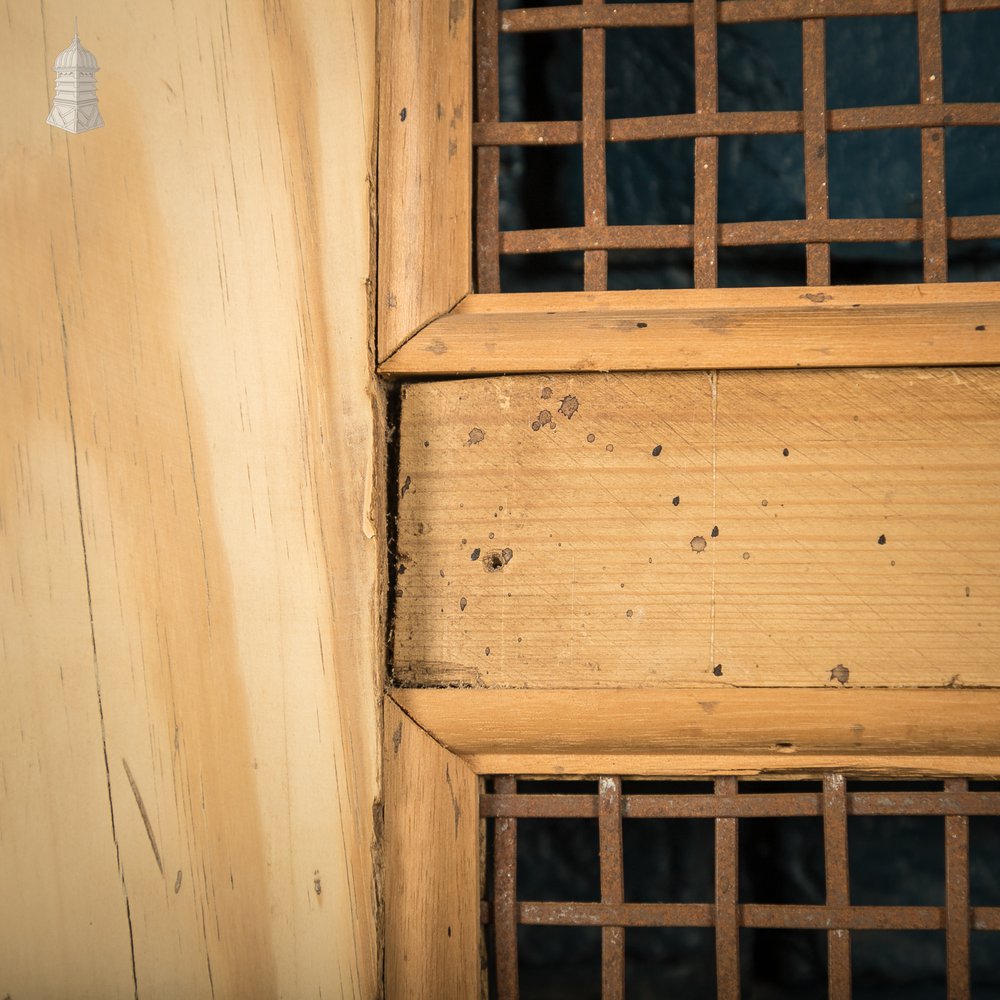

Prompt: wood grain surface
xmin=377 ymin=0 xmax=473 ymax=361
xmin=383 ymin=699 xmax=480 ymax=1000
xmin=393 ymin=369 xmax=1000 ymax=689
xmin=378 ymin=283 xmax=1000 ymax=374
xmin=1 ymin=2 xmax=380 ymax=997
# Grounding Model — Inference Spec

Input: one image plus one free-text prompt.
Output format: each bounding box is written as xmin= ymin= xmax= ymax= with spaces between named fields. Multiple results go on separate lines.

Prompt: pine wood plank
xmin=378 ymin=284 xmax=1000 ymax=374
xmin=391 ymin=689 xmax=1000 ymax=777
xmin=393 ymin=370 xmax=1000 ymax=688
xmin=1 ymin=2 xmax=379 ymax=996
xmin=384 ymin=699 xmax=481 ymax=1000
xmin=377 ymin=0 xmax=473 ymax=361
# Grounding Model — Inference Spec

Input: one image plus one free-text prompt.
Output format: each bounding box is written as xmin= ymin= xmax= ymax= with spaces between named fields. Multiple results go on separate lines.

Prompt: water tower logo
xmin=47 ymin=21 xmax=104 ymax=134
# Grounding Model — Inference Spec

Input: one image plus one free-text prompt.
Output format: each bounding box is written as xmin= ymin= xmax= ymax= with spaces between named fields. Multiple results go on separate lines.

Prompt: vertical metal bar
xmin=476 ymin=0 xmax=502 ymax=293
xmin=693 ymin=0 xmax=720 ymax=288
xmin=823 ymin=773 xmax=852 ymax=999
xmin=944 ymin=778 xmax=971 ymax=1000
xmin=715 ymin=776 xmax=740 ymax=1000
xmin=802 ymin=17 xmax=831 ymax=285
xmin=917 ymin=0 xmax=948 ymax=282
xmin=494 ymin=776 xmax=519 ymax=1000
xmin=599 ymin=776 xmax=625 ymax=999
xmin=582 ymin=0 xmax=608 ymax=291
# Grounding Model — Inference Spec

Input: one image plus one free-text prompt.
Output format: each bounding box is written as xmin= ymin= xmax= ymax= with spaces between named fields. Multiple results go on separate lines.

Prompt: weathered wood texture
xmin=377 ymin=0 xmax=473 ymax=362
xmin=393 ymin=689 xmax=1000 ymax=777
xmin=393 ymin=369 xmax=1000 ymax=689
xmin=1 ymin=2 xmax=380 ymax=997
xmin=384 ymin=699 xmax=480 ymax=1000
xmin=378 ymin=284 xmax=1000 ymax=374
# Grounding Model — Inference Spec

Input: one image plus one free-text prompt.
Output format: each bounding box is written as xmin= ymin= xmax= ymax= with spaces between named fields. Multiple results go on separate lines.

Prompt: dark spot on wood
xmin=966 ymin=586 xmax=971 ymax=597
xmin=801 ymin=292 xmax=832 ymax=303
xmin=174 ymin=870 xmax=183 ymax=894
xmin=690 ymin=536 xmax=707 ymax=553
xmin=672 ymin=496 xmax=680 ymax=506
xmin=761 ymin=499 xmax=768 ymax=507
xmin=484 ymin=548 xmax=513 ymax=572
xmin=742 ymin=552 xmax=750 ymax=560
xmin=652 ymin=444 xmax=662 ymax=456
xmin=773 ymin=741 xmax=796 ymax=753
xmin=713 ymin=664 xmax=724 ymax=677
xmin=626 ymin=609 xmax=634 ymax=618
xmin=976 ymin=325 xmax=986 ymax=331
xmin=532 ymin=409 xmax=553 ymax=431
xmin=460 ymin=597 xmax=467 ymax=611
xmin=400 ymin=476 xmax=411 ymax=498
xmin=484 ymin=647 xmax=491 ymax=656
xmin=636 ymin=321 xmax=648 ymax=328
xmin=782 ymin=448 xmax=789 ymax=457
xmin=877 ymin=534 xmax=886 ymax=545
xmin=314 ymin=871 xmax=322 ymax=895
xmin=489 ymin=531 xmax=495 ymax=539
xmin=399 ymin=107 xmax=407 ymax=121
xmin=605 ymin=444 xmax=614 ymax=452
xmin=830 ymin=664 xmax=850 ymax=685
xmin=711 ymin=525 xmax=719 ymax=538
xmin=392 ymin=722 xmax=403 ymax=754
xmin=540 ymin=386 xmax=552 ymax=399
xmin=467 ymin=427 xmax=485 ymax=445
xmin=558 ymin=395 xmax=579 ymax=420
xmin=423 ymin=440 xmax=430 ymax=447
xmin=470 ymin=548 xmax=481 ymax=561
xmin=587 ymin=433 xmax=596 ymax=443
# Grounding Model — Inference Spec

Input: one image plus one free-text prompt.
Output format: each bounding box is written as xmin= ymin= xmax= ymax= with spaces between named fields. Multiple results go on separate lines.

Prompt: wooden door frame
xmin=377 ymin=1 xmax=1000 ymax=994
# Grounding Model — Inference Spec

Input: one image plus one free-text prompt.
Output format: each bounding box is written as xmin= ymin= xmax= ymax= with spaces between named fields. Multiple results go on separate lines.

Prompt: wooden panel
xmin=393 ymin=689 xmax=1000 ymax=777
xmin=377 ymin=283 xmax=1000 ymax=374
xmin=393 ymin=369 xmax=1000 ymax=688
xmin=377 ymin=0 xmax=473 ymax=361
xmin=1 ymin=2 xmax=379 ymax=997
xmin=384 ymin=699 xmax=480 ymax=1000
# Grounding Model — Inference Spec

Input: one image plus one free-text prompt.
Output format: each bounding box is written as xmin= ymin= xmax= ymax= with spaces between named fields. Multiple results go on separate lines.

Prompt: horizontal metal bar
xmin=501 ymin=0 xmax=999 ymax=33
xmin=482 ymin=790 xmax=1000 ymax=819
xmin=497 ymin=216 xmax=1000 ymax=254
xmin=510 ymin=901 xmax=1000 ymax=931
xmin=473 ymin=104 xmax=1000 ymax=147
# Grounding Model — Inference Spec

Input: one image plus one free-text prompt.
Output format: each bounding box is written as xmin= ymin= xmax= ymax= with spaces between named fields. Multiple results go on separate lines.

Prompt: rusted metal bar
xmin=500 ymin=0 xmax=997 ymax=33
xmin=945 ymin=778 xmax=971 ymax=1000
xmin=802 ymin=17 xmax=830 ymax=285
xmin=824 ymin=774 xmax=852 ymax=999
xmin=715 ymin=776 xmax=740 ymax=1000
xmin=598 ymin=776 xmax=624 ymax=999
xmin=475 ymin=0 xmax=501 ymax=293
xmin=918 ymin=0 xmax=948 ymax=281
xmin=582 ymin=0 xmax=608 ymax=291
xmin=493 ymin=776 xmax=519 ymax=1000
xmin=483 ymin=788 xmax=1000 ymax=819
xmin=693 ymin=0 xmax=720 ymax=288
xmin=473 ymin=103 xmax=1000 ymax=148
xmin=517 ymin=900 xmax=989 ymax=929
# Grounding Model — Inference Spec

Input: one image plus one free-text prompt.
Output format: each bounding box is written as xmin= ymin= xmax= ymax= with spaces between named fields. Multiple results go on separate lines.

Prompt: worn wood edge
xmin=383 ymin=698 xmax=480 ymax=999
xmin=376 ymin=0 xmax=473 ymax=363
xmin=390 ymin=689 xmax=1000 ymax=762
xmin=377 ymin=285 xmax=1000 ymax=374
xmin=460 ymin=753 xmax=1000 ymax=778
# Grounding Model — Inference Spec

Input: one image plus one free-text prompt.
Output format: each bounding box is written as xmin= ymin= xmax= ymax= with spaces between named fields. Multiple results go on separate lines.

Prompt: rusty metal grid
xmin=481 ymin=774 xmax=1000 ymax=999
xmin=474 ymin=0 xmax=1000 ymax=291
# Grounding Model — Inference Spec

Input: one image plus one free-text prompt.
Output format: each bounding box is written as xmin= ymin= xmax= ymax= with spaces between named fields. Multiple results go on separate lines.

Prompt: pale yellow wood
xmin=393 ymin=370 xmax=1000 ymax=688
xmin=384 ymin=699 xmax=480 ymax=1000
xmin=391 ymin=689 xmax=1000 ymax=777
xmin=377 ymin=0 xmax=473 ymax=362
xmin=378 ymin=283 xmax=1000 ymax=374
xmin=1 ymin=2 xmax=380 ymax=997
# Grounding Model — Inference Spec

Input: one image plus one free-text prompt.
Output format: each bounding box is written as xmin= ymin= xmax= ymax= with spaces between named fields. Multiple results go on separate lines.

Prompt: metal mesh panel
xmin=474 ymin=0 xmax=1000 ymax=291
xmin=481 ymin=775 xmax=1000 ymax=998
